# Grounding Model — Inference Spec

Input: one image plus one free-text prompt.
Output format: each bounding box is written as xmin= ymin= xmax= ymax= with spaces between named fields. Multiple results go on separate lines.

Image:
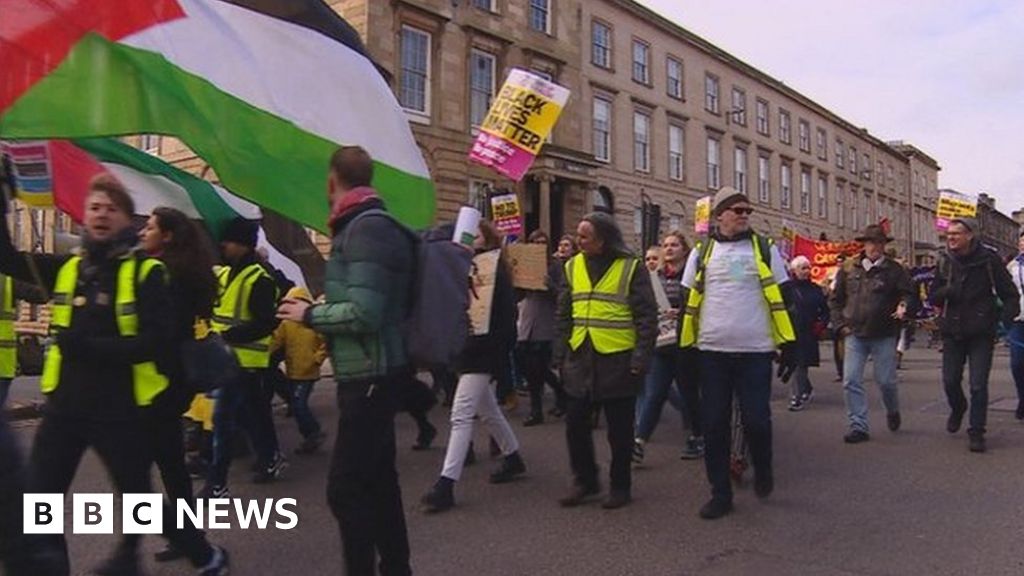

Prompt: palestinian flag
xmin=0 ymin=0 xmax=435 ymax=231
xmin=40 ymin=137 xmax=323 ymax=292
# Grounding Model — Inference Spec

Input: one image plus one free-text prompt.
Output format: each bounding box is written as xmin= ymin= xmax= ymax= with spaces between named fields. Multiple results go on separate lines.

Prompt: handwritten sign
xmin=469 ymin=69 xmax=570 ymax=181
xmin=507 ymin=243 xmax=548 ymax=291
xmin=650 ymin=272 xmax=677 ymax=348
xmin=468 ymin=249 xmax=500 ymax=335
xmin=694 ymin=196 xmax=711 ymax=234
xmin=490 ymin=193 xmax=523 ymax=237
xmin=935 ymin=190 xmax=977 ymax=230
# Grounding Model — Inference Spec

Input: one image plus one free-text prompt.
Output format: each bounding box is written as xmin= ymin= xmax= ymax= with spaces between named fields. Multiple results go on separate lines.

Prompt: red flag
xmin=49 ymin=141 xmax=108 ymax=222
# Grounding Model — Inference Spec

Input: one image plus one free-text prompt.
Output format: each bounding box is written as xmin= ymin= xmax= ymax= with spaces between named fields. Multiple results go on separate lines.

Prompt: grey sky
xmin=638 ymin=0 xmax=1024 ymax=215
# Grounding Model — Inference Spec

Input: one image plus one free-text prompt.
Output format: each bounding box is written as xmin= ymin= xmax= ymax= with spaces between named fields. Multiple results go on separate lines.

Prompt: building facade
xmin=972 ymin=192 xmax=1017 ymax=260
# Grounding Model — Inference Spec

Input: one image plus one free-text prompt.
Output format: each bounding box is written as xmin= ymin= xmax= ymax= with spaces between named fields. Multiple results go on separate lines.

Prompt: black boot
xmin=489 ymin=451 xmax=526 ymax=484
xmin=421 ymin=477 xmax=455 ymax=513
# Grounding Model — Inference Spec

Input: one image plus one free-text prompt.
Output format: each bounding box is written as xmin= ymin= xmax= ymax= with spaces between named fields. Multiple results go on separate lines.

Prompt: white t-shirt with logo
xmin=681 ymin=238 xmax=790 ymax=353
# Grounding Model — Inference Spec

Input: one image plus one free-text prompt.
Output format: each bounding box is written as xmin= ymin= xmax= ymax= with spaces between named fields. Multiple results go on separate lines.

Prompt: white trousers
xmin=440 ymin=373 xmax=520 ymax=482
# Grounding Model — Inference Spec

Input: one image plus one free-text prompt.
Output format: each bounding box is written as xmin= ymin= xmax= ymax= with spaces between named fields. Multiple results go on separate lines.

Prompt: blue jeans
xmin=292 ymin=379 xmax=321 ymax=439
xmin=210 ymin=370 xmax=279 ymax=486
xmin=0 ymin=378 xmax=11 ymax=408
xmin=635 ymin=350 xmax=683 ymax=441
xmin=700 ymin=351 xmax=774 ymax=503
xmin=843 ymin=335 xmax=899 ymax=433
xmin=1008 ymin=323 xmax=1024 ymax=406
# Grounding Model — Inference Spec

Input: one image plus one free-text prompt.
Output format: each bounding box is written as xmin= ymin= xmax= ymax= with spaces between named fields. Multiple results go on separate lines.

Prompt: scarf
xmin=328 ymin=186 xmax=380 ymax=230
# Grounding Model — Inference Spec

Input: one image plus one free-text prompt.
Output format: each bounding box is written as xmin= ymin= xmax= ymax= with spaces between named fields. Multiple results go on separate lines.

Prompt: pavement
xmin=7 ymin=344 xmax=1024 ymax=576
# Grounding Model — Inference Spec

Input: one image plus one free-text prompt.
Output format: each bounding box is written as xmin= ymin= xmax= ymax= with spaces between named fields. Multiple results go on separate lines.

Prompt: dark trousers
xmin=292 ymin=379 xmax=321 ymax=439
xmin=942 ymin=336 xmax=995 ymax=435
xmin=676 ymin=348 xmax=702 ymax=437
xmin=521 ymin=341 xmax=566 ymax=416
xmin=28 ymin=413 xmax=152 ymax=570
xmin=833 ymin=336 xmax=845 ymax=378
xmin=565 ymin=394 xmax=635 ymax=492
xmin=210 ymin=369 xmax=279 ymax=486
xmin=147 ymin=413 xmax=193 ymax=503
xmin=700 ymin=351 xmax=774 ymax=503
xmin=327 ymin=374 xmax=411 ymax=576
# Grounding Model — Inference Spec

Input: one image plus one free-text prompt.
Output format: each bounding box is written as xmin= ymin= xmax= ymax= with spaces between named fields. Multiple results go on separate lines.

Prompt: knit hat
xmin=711 ymin=186 xmax=747 ymax=216
xmin=221 ymin=217 xmax=259 ymax=248
xmin=949 ymin=217 xmax=978 ymax=233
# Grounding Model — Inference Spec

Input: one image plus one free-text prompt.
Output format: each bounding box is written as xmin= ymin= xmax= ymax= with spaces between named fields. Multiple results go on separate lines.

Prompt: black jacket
xmin=0 ymin=223 xmax=173 ymax=421
xmin=930 ymin=242 xmax=1020 ymax=339
xmin=829 ymin=255 xmax=914 ymax=339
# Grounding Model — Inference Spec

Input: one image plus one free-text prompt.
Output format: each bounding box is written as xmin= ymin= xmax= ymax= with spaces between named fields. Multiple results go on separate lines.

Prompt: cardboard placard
xmin=650 ymin=271 xmax=678 ymax=348
xmin=468 ymin=249 xmax=500 ymax=335
xmin=507 ymin=243 xmax=548 ymax=290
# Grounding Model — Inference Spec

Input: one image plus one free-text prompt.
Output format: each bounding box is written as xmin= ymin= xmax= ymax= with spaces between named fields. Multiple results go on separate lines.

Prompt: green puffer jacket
xmin=307 ymin=201 xmax=415 ymax=382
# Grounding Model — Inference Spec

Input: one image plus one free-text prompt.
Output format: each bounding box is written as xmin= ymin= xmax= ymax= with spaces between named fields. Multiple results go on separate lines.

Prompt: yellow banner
xmin=480 ymin=84 xmax=564 ymax=155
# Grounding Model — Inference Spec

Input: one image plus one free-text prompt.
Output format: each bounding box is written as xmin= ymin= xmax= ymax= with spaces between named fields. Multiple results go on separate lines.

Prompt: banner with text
xmin=490 ymin=193 xmax=523 ymax=237
xmin=791 ymin=235 xmax=863 ymax=285
xmin=935 ymin=190 xmax=977 ymax=230
xmin=469 ymin=69 xmax=570 ymax=181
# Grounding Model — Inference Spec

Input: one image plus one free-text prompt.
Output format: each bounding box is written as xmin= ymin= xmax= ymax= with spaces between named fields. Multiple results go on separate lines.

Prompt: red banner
xmin=791 ymin=235 xmax=863 ymax=285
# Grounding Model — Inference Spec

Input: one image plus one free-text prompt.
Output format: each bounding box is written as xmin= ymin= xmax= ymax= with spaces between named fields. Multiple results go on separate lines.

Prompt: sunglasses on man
xmin=727 ymin=206 xmax=754 ymax=215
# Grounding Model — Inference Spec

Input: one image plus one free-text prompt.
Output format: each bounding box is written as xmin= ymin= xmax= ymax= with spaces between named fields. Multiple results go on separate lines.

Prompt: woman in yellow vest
xmin=0 ymin=176 xmax=228 ymax=574
xmin=553 ymin=212 xmax=658 ymax=510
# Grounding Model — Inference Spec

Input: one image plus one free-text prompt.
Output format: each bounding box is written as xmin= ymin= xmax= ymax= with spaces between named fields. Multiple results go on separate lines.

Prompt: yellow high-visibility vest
xmin=211 ymin=264 xmax=272 ymax=369
xmin=0 ymin=275 xmax=16 ymax=379
xmin=41 ymin=256 xmax=169 ymax=406
xmin=679 ymin=235 xmax=795 ymax=348
xmin=566 ymin=254 xmax=639 ymax=354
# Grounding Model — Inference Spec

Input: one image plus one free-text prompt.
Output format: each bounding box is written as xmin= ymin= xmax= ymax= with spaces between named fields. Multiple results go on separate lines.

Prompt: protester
xmin=0 ymin=273 xmax=48 ymax=407
xmin=277 ymin=146 xmax=414 ymax=575
xmin=782 ymin=256 xmax=830 ymax=411
xmin=555 ymin=235 xmax=577 ymax=261
xmin=0 ymin=176 xmax=228 ymax=575
xmin=271 ymin=286 xmax=328 ymax=454
xmin=200 ymin=216 xmax=284 ymax=500
xmin=1007 ymin=231 xmax=1024 ymax=420
xmin=634 ymin=230 xmax=699 ymax=464
xmin=138 ymin=206 xmax=231 ymax=569
xmin=644 ymin=246 xmax=663 ymax=273
xmin=679 ymin=187 xmax=795 ymax=520
xmin=420 ymin=219 xmax=526 ymax=513
xmin=555 ymin=212 xmax=657 ymax=510
xmin=931 ymin=218 xmax=1019 ymax=452
xmin=518 ymin=229 xmax=568 ymax=426
xmin=829 ymin=224 xmax=914 ymax=444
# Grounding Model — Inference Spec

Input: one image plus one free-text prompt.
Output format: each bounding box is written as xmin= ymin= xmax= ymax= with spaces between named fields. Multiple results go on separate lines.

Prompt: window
xmin=779 ymin=110 xmax=791 ymax=144
xmin=632 ymin=40 xmax=650 ymax=85
xmin=731 ymin=88 xmax=746 ymax=125
xmin=469 ymin=49 xmax=496 ymax=128
xmin=472 ymin=0 xmax=495 ymax=11
xmin=666 ymin=57 xmax=683 ymax=99
xmin=705 ymin=74 xmax=719 ymax=113
xmin=469 ymin=179 xmax=493 ymax=208
xmin=849 ymin=147 xmax=857 ymax=175
xmin=707 ymin=137 xmax=721 ymax=190
xmin=850 ymin=187 xmax=858 ymax=231
xmin=836 ymin=140 xmax=845 ymax=169
xmin=837 ymin=182 xmax=845 ymax=228
xmin=800 ymin=168 xmax=811 ymax=213
xmin=780 ymin=163 xmax=792 ymax=209
xmin=592 ymin=97 xmax=612 ymax=163
xmin=756 ymin=99 xmax=769 ymax=135
xmin=591 ymin=20 xmax=612 ymax=69
xmin=863 ymin=154 xmax=871 ymax=179
xmin=399 ymin=26 xmax=431 ymax=116
xmin=817 ymin=175 xmax=828 ymax=219
xmin=816 ymin=127 xmax=827 ymax=160
xmin=887 ymin=165 xmax=894 ymax=188
xmin=757 ymin=155 xmax=770 ymax=203
xmin=668 ymin=124 xmax=684 ymax=181
xmin=633 ymin=110 xmax=650 ymax=173
xmin=529 ymin=0 xmax=551 ymax=33
xmin=798 ymin=119 xmax=810 ymax=152
xmin=734 ymin=147 xmax=748 ymax=194
xmin=138 ymin=135 xmax=160 ymax=153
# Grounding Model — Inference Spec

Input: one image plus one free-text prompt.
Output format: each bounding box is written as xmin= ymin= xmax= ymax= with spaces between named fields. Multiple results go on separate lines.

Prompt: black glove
xmin=776 ymin=341 xmax=798 ymax=383
xmin=55 ymin=329 xmax=91 ymax=360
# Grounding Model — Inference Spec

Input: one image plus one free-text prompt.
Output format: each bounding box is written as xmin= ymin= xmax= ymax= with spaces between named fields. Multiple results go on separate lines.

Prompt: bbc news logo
xmin=24 ymin=494 xmax=298 ymax=534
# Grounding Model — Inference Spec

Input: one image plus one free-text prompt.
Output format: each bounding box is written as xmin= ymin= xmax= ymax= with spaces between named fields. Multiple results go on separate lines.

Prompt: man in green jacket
xmin=278 ymin=146 xmax=415 ymax=576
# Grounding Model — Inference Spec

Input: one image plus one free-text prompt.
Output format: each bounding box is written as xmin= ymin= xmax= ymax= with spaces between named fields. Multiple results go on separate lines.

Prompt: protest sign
xmin=650 ymin=271 xmax=678 ymax=348
xmin=0 ymin=140 xmax=54 ymax=207
xmin=935 ymin=190 xmax=977 ymax=230
xmin=507 ymin=243 xmax=548 ymax=291
xmin=694 ymin=196 xmax=711 ymax=234
xmin=469 ymin=249 xmax=500 ymax=335
xmin=791 ymin=235 xmax=863 ymax=285
xmin=490 ymin=193 xmax=523 ymax=237
xmin=468 ymin=69 xmax=570 ymax=181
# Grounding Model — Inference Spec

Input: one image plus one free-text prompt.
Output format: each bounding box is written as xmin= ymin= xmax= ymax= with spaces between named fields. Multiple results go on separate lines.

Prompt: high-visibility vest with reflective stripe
xmin=41 ymin=256 xmax=170 ymax=406
xmin=0 ymin=275 xmax=16 ymax=378
xmin=211 ymin=264 xmax=272 ymax=369
xmin=679 ymin=235 xmax=795 ymax=348
xmin=566 ymin=254 xmax=639 ymax=354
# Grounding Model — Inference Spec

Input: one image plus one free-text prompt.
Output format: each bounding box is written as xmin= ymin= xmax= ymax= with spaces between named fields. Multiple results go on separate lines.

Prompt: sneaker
xmin=843 ymin=430 xmax=870 ymax=444
xmin=186 ymin=455 xmax=209 ymax=480
xmin=154 ymin=542 xmax=186 ymax=563
xmin=698 ymin=498 xmax=733 ymax=520
xmin=887 ymin=411 xmax=901 ymax=432
xmin=489 ymin=452 xmax=526 ymax=484
xmin=680 ymin=436 xmax=704 ymax=460
xmin=559 ymin=483 xmax=600 ymax=507
xmin=548 ymin=405 xmax=566 ymax=418
xmin=969 ymin=433 xmax=986 ymax=453
xmin=412 ymin=422 xmax=437 ymax=451
xmin=197 ymin=545 xmax=230 ymax=576
xmin=523 ymin=413 xmax=544 ymax=427
xmin=420 ymin=478 xmax=455 ymax=513
xmin=800 ymin=389 xmax=814 ymax=404
xmin=295 ymin=431 xmax=326 ymax=455
xmin=601 ymin=489 xmax=631 ymax=510
xmin=197 ymin=483 xmax=230 ymax=500
xmin=631 ymin=440 xmax=645 ymax=465
xmin=253 ymin=453 xmax=288 ymax=484
xmin=947 ymin=404 xmax=967 ymax=433
xmin=788 ymin=397 xmax=805 ymax=412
